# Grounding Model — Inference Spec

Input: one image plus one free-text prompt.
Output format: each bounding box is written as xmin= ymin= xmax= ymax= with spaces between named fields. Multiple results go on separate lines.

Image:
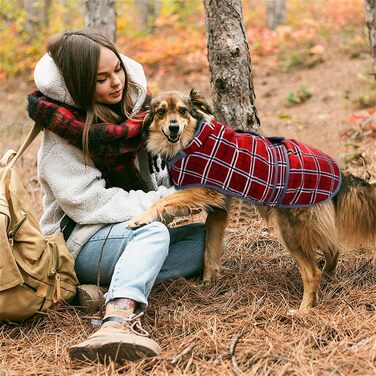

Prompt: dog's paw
xmin=287 ymin=308 xmax=299 ymax=316
xmin=126 ymin=215 xmax=153 ymax=229
xmin=202 ymin=267 xmax=221 ymax=284
xmin=287 ymin=308 xmax=310 ymax=316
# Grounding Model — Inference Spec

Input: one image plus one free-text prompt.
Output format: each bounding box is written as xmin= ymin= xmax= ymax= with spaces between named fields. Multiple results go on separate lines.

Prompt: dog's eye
xmin=157 ymin=108 xmax=166 ymax=116
xmin=179 ymin=107 xmax=187 ymax=115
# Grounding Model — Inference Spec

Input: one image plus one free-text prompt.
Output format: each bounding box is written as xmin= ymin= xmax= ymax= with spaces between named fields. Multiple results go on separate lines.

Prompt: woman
xmin=27 ymin=30 xmax=206 ymax=363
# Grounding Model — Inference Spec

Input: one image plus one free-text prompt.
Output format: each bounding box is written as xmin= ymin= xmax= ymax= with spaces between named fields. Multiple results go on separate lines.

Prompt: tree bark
xmin=154 ymin=0 xmax=161 ymax=18
xmin=365 ymin=0 xmax=376 ymax=76
xmin=266 ymin=0 xmax=286 ymax=30
xmin=23 ymin=0 xmax=52 ymax=38
xmin=84 ymin=0 xmax=117 ymax=43
xmin=138 ymin=0 xmax=151 ymax=30
xmin=136 ymin=0 xmax=160 ymax=33
xmin=203 ymin=0 xmax=261 ymax=223
xmin=203 ymin=0 xmax=260 ymax=133
xmin=59 ymin=0 xmax=72 ymax=28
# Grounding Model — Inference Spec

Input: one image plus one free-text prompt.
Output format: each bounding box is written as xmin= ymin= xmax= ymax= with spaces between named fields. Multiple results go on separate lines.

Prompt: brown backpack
xmin=0 ymin=124 xmax=78 ymax=321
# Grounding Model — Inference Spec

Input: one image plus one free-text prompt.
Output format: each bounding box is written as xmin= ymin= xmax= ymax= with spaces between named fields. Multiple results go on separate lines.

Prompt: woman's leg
xmin=105 ymin=221 xmax=170 ymax=306
xmin=75 ymin=222 xmax=206 ymax=300
xmin=70 ymin=221 xmax=170 ymax=363
xmin=75 ymin=221 xmax=170 ymax=307
xmin=155 ymin=222 xmax=206 ymax=284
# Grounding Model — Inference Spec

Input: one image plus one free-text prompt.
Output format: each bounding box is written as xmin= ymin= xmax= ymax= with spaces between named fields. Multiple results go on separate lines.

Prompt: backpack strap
xmin=60 ymin=215 xmax=76 ymax=241
xmin=0 ymin=150 xmax=17 ymax=167
xmin=6 ymin=123 xmax=43 ymax=168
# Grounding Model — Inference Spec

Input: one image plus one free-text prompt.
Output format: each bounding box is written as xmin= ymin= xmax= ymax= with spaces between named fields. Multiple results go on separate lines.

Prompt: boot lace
xmin=122 ymin=312 xmax=149 ymax=337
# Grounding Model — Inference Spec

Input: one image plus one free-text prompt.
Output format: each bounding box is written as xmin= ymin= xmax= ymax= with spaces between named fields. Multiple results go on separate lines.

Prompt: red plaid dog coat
xmin=167 ymin=120 xmax=342 ymax=207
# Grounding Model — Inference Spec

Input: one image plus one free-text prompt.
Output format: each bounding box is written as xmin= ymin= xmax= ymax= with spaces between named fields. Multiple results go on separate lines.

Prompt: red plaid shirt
xmin=27 ymin=90 xmax=151 ymax=192
xmin=167 ymin=120 xmax=342 ymax=207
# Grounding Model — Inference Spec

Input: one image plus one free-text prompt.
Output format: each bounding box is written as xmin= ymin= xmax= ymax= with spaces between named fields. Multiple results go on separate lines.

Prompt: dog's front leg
xmin=127 ymin=188 xmax=226 ymax=229
xmin=203 ymin=207 xmax=228 ymax=283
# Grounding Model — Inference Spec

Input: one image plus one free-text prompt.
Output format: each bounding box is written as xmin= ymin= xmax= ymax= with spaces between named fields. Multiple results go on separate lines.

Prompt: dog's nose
xmin=169 ymin=123 xmax=180 ymax=134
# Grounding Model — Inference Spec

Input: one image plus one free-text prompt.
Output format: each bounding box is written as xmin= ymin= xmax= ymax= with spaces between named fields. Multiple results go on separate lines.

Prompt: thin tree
xmin=23 ymin=0 xmax=52 ymax=39
xmin=365 ymin=0 xmax=376 ymax=76
xmin=266 ymin=0 xmax=286 ymax=30
xmin=59 ymin=0 xmax=73 ymax=29
xmin=83 ymin=0 xmax=116 ymax=43
xmin=136 ymin=0 xmax=160 ymax=33
xmin=203 ymin=0 xmax=260 ymax=134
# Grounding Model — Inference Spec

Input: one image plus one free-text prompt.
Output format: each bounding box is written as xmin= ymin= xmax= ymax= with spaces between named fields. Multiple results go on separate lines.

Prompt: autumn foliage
xmin=0 ymin=0 xmax=368 ymax=83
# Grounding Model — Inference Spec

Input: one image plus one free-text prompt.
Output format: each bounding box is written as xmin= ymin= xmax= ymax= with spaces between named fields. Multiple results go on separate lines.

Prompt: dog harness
xmin=167 ymin=120 xmax=342 ymax=207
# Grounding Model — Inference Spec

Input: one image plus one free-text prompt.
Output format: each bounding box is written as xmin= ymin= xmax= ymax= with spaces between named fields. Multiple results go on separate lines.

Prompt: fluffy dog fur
xmin=127 ymin=90 xmax=376 ymax=311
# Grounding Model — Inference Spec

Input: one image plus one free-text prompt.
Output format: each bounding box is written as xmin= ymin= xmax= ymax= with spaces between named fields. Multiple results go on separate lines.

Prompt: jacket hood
xmin=34 ymin=53 xmax=147 ymax=117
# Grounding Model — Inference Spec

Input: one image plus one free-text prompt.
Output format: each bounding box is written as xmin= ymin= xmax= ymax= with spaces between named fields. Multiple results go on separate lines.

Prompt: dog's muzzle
xmin=163 ymin=122 xmax=181 ymax=143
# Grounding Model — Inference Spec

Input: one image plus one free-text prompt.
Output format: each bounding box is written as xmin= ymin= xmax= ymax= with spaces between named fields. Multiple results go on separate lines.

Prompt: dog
xmin=127 ymin=89 xmax=376 ymax=311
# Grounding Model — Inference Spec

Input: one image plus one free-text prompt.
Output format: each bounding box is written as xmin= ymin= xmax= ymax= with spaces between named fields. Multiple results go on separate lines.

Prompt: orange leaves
xmin=343 ymin=109 xmax=376 ymax=140
xmin=348 ymin=108 xmax=376 ymax=125
xmin=0 ymin=0 xmax=368 ymax=83
xmin=322 ymin=0 xmax=365 ymax=28
xmin=309 ymin=45 xmax=325 ymax=56
xmin=117 ymin=27 xmax=208 ymax=83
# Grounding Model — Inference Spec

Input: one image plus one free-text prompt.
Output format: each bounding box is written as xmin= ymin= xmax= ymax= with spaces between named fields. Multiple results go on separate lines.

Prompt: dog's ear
xmin=141 ymin=109 xmax=154 ymax=143
xmin=189 ymin=89 xmax=214 ymax=118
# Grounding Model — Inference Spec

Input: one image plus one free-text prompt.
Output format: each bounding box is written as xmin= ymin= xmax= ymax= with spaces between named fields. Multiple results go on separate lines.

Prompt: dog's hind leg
xmin=310 ymin=202 xmax=341 ymax=276
xmin=276 ymin=209 xmax=322 ymax=311
xmin=285 ymin=242 xmax=322 ymax=311
xmin=203 ymin=207 xmax=228 ymax=283
xmin=321 ymin=246 xmax=340 ymax=275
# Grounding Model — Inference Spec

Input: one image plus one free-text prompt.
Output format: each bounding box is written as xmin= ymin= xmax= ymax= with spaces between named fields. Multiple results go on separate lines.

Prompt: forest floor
xmin=1 ymin=8 xmax=375 ymax=376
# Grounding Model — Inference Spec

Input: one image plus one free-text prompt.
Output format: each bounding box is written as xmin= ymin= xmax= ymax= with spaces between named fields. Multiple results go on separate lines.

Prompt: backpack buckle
xmin=8 ymin=212 xmax=27 ymax=240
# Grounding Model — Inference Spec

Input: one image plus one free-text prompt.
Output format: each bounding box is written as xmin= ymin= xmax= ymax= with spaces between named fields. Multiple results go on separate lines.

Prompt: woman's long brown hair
xmin=47 ymin=30 xmax=140 ymax=159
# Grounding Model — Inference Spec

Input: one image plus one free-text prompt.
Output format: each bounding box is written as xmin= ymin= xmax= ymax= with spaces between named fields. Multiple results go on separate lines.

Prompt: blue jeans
xmin=74 ymin=221 xmax=205 ymax=307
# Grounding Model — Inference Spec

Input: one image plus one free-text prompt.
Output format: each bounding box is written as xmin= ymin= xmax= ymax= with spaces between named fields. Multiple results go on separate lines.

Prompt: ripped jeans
xmin=74 ymin=221 xmax=206 ymax=308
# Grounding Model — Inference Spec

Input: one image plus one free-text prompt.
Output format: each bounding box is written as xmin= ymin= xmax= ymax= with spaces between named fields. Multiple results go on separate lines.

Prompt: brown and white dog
xmin=127 ymin=90 xmax=376 ymax=311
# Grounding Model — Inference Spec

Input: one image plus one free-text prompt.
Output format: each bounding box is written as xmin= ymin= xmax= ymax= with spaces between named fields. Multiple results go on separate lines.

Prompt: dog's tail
xmin=334 ymin=173 xmax=376 ymax=245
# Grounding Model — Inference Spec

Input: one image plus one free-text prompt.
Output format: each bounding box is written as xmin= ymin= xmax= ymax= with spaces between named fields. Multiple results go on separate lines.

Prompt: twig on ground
xmin=230 ymin=331 xmax=245 ymax=376
xmin=170 ymin=344 xmax=195 ymax=365
xmin=247 ymin=354 xmax=297 ymax=367
xmin=347 ymin=335 xmax=376 ymax=351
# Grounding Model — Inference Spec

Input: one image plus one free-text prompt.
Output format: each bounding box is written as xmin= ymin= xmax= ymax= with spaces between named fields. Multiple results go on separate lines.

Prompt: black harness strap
xmin=60 ymin=215 xmax=76 ymax=241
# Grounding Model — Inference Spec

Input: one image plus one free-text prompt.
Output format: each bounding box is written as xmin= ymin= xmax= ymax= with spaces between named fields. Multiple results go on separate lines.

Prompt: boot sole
xmin=69 ymin=340 xmax=160 ymax=363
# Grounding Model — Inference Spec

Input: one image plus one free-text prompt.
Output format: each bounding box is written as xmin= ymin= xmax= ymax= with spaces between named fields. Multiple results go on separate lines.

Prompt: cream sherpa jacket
xmin=35 ymin=53 xmax=174 ymax=257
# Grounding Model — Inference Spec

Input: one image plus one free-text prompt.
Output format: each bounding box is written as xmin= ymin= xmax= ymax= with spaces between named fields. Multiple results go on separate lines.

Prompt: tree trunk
xmin=138 ymin=0 xmax=151 ymax=30
xmin=136 ymin=0 xmax=160 ymax=33
xmin=59 ymin=0 xmax=71 ymax=28
xmin=365 ymin=0 xmax=376 ymax=76
xmin=84 ymin=0 xmax=117 ymax=43
xmin=203 ymin=0 xmax=260 ymax=134
xmin=203 ymin=0 xmax=261 ymax=224
xmin=23 ymin=0 xmax=52 ymax=38
xmin=154 ymin=0 xmax=161 ymax=18
xmin=266 ymin=0 xmax=286 ymax=30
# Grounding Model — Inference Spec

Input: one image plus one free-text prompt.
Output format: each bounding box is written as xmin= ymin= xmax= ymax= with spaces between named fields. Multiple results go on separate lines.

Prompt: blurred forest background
xmin=1 ymin=0 xmax=375 ymax=92
xmin=0 ymin=1 xmax=375 ymax=375
xmin=1 ymin=0 xmax=375 ymax=160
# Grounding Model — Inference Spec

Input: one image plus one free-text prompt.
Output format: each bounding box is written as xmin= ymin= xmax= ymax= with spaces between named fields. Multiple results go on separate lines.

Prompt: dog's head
xmin=143 ymin=89 xmax=213 ymax=160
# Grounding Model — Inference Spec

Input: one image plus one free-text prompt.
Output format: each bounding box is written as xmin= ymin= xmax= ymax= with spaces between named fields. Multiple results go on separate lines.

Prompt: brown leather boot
xmin=69 ymin=309 xmax=161 ymax=363
xmin=76 ymin=284 xmax=107 ymax=314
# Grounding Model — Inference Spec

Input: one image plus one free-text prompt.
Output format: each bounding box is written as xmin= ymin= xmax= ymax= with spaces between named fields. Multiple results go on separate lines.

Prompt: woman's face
xmin=95 ymin=47 xmax=126 ymax=105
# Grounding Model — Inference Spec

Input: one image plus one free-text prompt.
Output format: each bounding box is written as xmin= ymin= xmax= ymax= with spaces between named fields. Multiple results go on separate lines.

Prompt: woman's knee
xmin=169 ymin=222 xmax=206 ymax=245
xmin=139 ymin=221 xmax=170 ymax=254
xmin=145 ymin=221 xmax=169 ymax=237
